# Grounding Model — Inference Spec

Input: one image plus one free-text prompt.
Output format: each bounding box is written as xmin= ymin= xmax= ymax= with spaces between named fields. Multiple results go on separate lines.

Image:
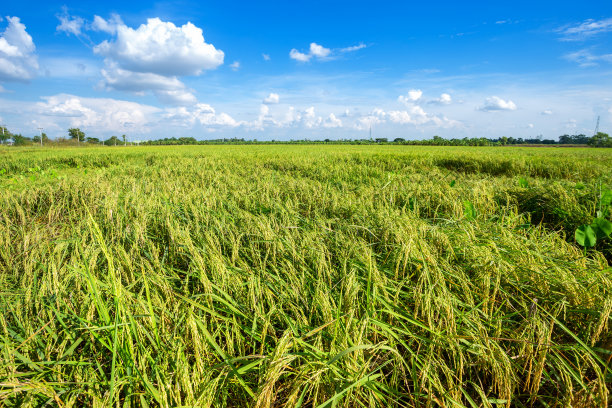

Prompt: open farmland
xmin=1 ymin=145 xmax=612 ymax=407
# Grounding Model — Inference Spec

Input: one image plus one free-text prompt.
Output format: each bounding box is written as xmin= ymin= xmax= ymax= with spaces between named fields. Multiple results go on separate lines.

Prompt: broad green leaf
xmin=601 ymin=188 xmax=612 ymax=207
xmin=463 ymin=201 xmax=476 ymax=220
xmin=575 ymin=225 xmax=597 ymax=247
xmin=591 ymin=218 xmax=612 ymax=239
xmin=518 ymin=177 xmax=529 ymax=188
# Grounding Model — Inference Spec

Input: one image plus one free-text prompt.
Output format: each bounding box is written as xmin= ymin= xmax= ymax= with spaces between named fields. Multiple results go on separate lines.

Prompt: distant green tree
xmin=86 ymin=137 xmax=100 ymax=144
xmin=12 ymin=134 xmax=32 ymax=146
xmin=68 ymin=128 xmax=85 ymax=142
xmin=33 ymin=133 xmax=50 ymax=144
xmin=105 ymin=136 xmax=120 ymax=146
xmin=588 ymin=132 xmax=612 ymax=148
xmin=0 ymin=126 xmax=11 ymax=144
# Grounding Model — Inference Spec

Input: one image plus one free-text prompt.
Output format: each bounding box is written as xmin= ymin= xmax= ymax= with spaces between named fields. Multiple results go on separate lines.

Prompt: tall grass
xmin=1 ymin=145 xmax=611 ymax=407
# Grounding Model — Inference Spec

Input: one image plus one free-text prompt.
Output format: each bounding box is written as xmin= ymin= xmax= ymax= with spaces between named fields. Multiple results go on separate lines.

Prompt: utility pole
xmin=594 ymin=115 xmax=600 ymax=136
xmin=1 ymin=124 xmax=5 ymax=144
xmin=38 ymin=127 xmax=43 ymax=147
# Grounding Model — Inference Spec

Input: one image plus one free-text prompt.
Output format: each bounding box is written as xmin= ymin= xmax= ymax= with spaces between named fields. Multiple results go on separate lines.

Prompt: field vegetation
xmin=1 ymin=145 xmax=612 ymax=407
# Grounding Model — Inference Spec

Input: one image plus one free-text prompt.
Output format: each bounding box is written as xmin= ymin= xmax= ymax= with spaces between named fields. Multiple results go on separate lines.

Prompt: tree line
xmin=1 ymin=126 xmax=610 ymax=148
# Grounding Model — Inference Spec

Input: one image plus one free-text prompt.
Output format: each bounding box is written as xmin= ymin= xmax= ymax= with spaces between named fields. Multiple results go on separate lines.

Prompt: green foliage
xmin=68 ymin=127 xmax=85 ymax=141
xmin=588 ymin=132 xmax=612 ymax=148
xmin=575 ymin=224 xmax=597 ymax=247
xmin=0 ymin=145 xmax=611 ymax=407
xmin=518 ymin=177 xmax=529 ymax=188
xmin=463 ymin=200 xmax=476 ymax=220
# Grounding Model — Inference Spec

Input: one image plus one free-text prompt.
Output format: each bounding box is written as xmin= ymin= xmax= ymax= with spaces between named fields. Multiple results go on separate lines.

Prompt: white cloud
xmin=429 ymin=93 xmax=452 ymax=105
xmin=340 ymin=43 xmax=366 ymax=53
xmin=94 ymin=18 xmax=224 ymax=77
xmin=289 ymin=42 xmax=333 ymax=62
xmin=100 ymin=63 xmax=196 ymax=105
xmin=230 ymin=61 xmax=240 ymax=71
xmin=37 ymin=94 xmax=160 ymax=133
xmin=323 ymin=113 xmax=342 ymax=128
xmin=398 ymin=89 xmax=423 ymax=104
xmin=56 ymin=7 xmax=86 ymax=37
xmin=309 ymin=43 xmax=330 ymax=58
xmin=88 ymin=17 xmax=224 ymax=105
xmin=564 ymin=119 xmax=577 ymax=129
xmin=541 ymin=109 xmax=553 ymax=115
xmin=163 ymin=103 xmax=238 ymax=128
xmin=353 ymin=105 xmax=459 ymax=130
xmin=91 ymin=14 xmax=123 ymax=35
xmin=262 ymin=53 xmax=270 ymax=61
xmin=289 ymin=48 xmax=311 ymax=62
xmin=557 ymin=18 xmax=612 ymax=41
xmin=263 ymin=93 xmax=279 ymax=104
xmin=564 ymin=49 xmax=612 ymax=67
xmin=0 ymin=16 xmax=38 ymax=82
xmin=289 ymin=42 xmax=365 ymax=62
xmin=478 ymin=96 xmax=517 ymax=111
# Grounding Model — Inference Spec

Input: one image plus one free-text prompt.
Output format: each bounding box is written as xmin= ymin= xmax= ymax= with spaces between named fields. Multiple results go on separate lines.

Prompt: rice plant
xmin=1 ymin=145 xmax=611 ymax=407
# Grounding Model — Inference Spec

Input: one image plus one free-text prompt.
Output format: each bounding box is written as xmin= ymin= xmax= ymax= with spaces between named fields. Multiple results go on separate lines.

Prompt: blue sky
xmin=1 ymin=1 xmax=611 ymax=140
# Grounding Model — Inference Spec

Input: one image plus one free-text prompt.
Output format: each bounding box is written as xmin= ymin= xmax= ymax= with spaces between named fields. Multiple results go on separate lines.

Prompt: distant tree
xmin=0 ymin=126 xmax=11 ymax=144
xmin=393 ymin=138 xmax=405 ymax=143
xmin=105 ymin=136 xmax=120 ymax=146
xmin=12 ymin=134 xmax=32 ymax=146
xmin=86 ymin=137 xmax=100 ymax=144
xmin=375 ymin=138 xmax=388 ymax=143
xmin=68 ymin=128 xmax=85 ymax=142
xmin=588 ymin=132 xmax=612 ymax=148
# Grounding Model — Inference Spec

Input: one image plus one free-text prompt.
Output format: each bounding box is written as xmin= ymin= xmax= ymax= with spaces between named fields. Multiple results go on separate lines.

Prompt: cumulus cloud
xmin=478 ymin=96 xmax=517 ymax=111
xmin=100 ymin=63 xmax=197 ymax=105
xmin=541 ymin=109 xmax=553 ymax=115
xmin=84 ymin=16 xmax=224 ymax=105
xmin=94 ymin=18 xmax=224 ymax=77
xmin=263 ymin=93 xmax=279 ymax=104
xmin=262 ymin=53 xmax=270 ymax=61
xmin=163 ymin=103 xmax=238 ymax=128
xmin=56 ymin=7 xmax=86 ymax=37
xmin=229 ymin=61 xmax=240 ymax=71
xmin=0 ymin=16 xmax=39 ymax=82
xmin=564 ymin=49 xmax=612 ymax=67
xmin=398 ymin=89 xmax=423 ymax=104
xmin=429 ymin=93 xmax=452 ymax=105
xmin=37 ymin=94 xmax=160 ymax=133
xmin=557 ymin=18 xmax=612 ymax=41
xmin=354 ymin=105 xmax=459 ymax=130
xmin=323 ymin=113 xmax=342 ymax=128
xmin=91 ymin=14 xmax=123 ymax=35
xmin=309 ymin=43 xmax=331 ymax=58
xmin=289 ymin=48 xmax=312 ymax=62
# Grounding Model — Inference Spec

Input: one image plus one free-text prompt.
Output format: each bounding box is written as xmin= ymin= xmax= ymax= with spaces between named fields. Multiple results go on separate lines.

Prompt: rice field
xmin=1 ymin=144 xmax=612 ymax=407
